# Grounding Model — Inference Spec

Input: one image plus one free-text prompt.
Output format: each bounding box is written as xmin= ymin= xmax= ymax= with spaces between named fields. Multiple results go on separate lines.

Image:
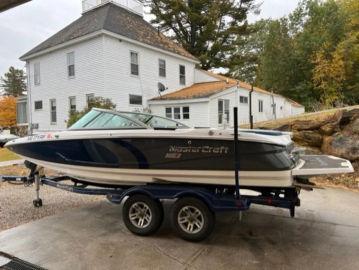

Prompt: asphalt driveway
xmin=0 ymin=187 xmax=358 ymax=270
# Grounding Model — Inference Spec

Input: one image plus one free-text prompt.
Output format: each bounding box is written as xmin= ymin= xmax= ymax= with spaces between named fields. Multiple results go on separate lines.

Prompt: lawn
xmin=0 ymin=148 xmax=20 ymax=162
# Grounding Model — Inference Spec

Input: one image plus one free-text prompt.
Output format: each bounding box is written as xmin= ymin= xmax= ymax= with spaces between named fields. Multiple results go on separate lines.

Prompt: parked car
xmin=0 ymin=129 xmax=19 ymax=147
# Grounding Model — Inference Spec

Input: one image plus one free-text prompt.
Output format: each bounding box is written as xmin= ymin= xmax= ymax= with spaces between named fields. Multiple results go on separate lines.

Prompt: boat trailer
xmin=0 ymin=108 xmax=309 ymax=241
xmin=0 ymin=171 xmax=303 ymax=241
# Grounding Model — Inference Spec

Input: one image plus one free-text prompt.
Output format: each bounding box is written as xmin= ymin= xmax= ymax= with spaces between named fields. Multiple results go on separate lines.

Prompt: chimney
xmin=82 ymin=0 xmax=144 ymax=16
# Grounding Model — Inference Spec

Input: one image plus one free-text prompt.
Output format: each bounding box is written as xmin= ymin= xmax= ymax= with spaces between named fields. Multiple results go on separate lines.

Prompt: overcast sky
xmin=0 ymin=0 xmax=299 ymax=78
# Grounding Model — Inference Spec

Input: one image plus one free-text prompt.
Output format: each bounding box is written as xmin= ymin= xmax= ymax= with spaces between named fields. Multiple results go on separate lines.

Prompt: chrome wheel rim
xmin=129 ymin=202 xmax=152 ymax=228
xmin=177 ymin=206 xmax=204 ymax=234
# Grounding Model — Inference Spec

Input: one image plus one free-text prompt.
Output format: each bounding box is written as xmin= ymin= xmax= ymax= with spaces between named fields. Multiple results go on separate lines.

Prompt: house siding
xmin=149 ymin=100 xmax=209 ymax=127
xmin=27 ymin=36 xmax=105 ymax=131
xmin=26 ymin=34 xmax=196 ymax=131
xmin=103 ymin=35 xmax=195 ymax=111
xmin=149 ymin=86 xmax=305 ymax=128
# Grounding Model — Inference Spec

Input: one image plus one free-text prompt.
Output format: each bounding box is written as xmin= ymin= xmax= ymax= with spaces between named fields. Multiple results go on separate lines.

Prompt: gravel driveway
xmin=0 ymin=166 xmax=102 ymax=231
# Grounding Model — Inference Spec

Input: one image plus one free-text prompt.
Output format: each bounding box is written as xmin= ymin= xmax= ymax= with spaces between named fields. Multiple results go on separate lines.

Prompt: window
xmin=16 ymin=98 xmax=27 ymax=124
xmin=173 ymin=107 xmax=181 ymax=119
xmin=130 ymin=51 xmax=139 ymax=76
xmin=50 ymin=99 xmax=57 ymax=124
xmin=258 ymin=100 xmax=263 ymax=113
xmin=165 ymin=107 xmax=172 ymax=118
xmin=165 ymin=106 xmax=189 ymax=120
xmin=67 ymin=52 xmax=75 ymax=77
xmin=86 ymin=94 xmax=95 ymax=106
xmin=159 ymin=59 xmax=166 ymax=77
xmin=179 ymin=65 xmax=186 ymax=85
xmin=182 ymin=106 xmax=190 ymax=119
xmin=240 ymin=96 xmax=248 ymax=104
xmin=34 ymin=101 xmax=43 ymax=110
xmin=69 ymin=96 xmax=76 ymax=113
xmin=129 ymin=94 xmax=142 ymax=105
xmin=218 ymin=99 xmax=230 ymax=124
xmin=34 ymin=62 xmax=40 ymax=85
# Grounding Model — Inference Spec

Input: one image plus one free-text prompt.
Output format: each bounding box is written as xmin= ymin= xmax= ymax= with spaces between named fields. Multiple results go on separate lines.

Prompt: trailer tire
xmin=122 ymin=194 xmax=163 ymax=236
xmin=171 ymin=197 xmax=215 ymax=242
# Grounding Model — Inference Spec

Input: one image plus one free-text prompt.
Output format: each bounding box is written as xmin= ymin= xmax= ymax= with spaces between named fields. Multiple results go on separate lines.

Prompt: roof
xmin=150 ymin=70 xmax=304 ymax=108
xmin=151 ymin=80 xmax=238 ymax=101
xmin=20 ymin=2 xmax=197 ymax=61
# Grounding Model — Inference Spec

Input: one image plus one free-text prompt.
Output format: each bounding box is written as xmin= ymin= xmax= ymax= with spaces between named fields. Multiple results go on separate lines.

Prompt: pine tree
xmin=0 ymin=67 xmax=26 ymax=97
xmin=147 ymin=0 xmax=256 ymax=70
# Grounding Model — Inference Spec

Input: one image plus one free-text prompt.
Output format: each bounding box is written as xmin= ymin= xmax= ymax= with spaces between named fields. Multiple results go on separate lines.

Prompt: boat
xmin=5 ymin=108 xmax=354 ymax=187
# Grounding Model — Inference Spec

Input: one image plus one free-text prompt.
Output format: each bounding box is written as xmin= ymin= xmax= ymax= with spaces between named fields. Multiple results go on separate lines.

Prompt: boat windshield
xmin=121 ymin=112 xmax=188 ymax=129
xmin=69 ymin=109 xmax=188 ymax=130
xmin=69 ymin=109 xmax=146 ymax=130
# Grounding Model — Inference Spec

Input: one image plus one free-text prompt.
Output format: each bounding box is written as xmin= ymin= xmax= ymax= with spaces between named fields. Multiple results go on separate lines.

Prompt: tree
xmin=0 ymin=96 xmax=16 ymax=128
xmin=147 ymin=0 xmax=256 ymax=70
xmin=256 ymin=19 xmax=297 ymax=98
xmin=67 ymin=96 xmax=116 ymax=127
xmin=0 ymin=67 xmax=26 ymax=97
xmin=229 ymin=20 xmax=269 ymax=84
xmin=238 ymin=0 xmax=351 ymax=110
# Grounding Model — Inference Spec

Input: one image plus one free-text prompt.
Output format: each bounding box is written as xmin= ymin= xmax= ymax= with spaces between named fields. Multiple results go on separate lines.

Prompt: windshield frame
xmin=69 ymin=108 xmax=149 ymax=130
xmin=69 ymin=108 xmax=189 ymax=130
xmin=119 ymin=111 xmax=189 ymax=129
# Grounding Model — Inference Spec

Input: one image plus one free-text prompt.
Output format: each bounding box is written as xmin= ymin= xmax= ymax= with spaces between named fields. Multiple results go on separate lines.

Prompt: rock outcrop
xmin=253 ymin=106 xmax=359 ymax=161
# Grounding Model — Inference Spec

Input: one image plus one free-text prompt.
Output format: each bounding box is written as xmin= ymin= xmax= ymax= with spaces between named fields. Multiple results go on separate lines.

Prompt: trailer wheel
xmin=171 ymin=197 xmax=215 ymax=242
xmin=122 ymin=194 xmax=163 ymax=236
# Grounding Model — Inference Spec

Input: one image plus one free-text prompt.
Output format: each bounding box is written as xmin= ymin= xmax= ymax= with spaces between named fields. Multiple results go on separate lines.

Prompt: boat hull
xmin=22 ymin=157 xmax=294 ymax=187
xmin=6 ymin=134 xmax=296 ymax=187
xmin=7 ymin=137 xmax=294 ymax=171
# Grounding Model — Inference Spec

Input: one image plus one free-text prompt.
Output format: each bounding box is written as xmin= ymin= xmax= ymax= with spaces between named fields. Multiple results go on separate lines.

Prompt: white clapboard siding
xmin=27 ymin=36 xmax=106 ymax=131
xmin=26 ymin=35 xmax=196 ymax=131
xmin=148 ymin=86 xmax=305 ymax=128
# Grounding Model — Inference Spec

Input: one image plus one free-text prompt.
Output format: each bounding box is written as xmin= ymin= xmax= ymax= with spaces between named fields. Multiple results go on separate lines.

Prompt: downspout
xmin=271 ymin=91 xmax=276 ymax=120
xmin=249 ymin=84 xmax=254 ymax=129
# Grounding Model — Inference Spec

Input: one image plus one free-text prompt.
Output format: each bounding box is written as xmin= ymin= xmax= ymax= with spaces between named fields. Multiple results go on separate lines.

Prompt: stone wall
xmin=255 ymin=107 xmax=359 ymax=162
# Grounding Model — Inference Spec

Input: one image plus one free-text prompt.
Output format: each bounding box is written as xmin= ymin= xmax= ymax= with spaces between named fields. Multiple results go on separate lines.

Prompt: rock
xmin=292 ymin=120 xmax=323 ymax=131
xmin=320 ymin=122 xmax=338 ymax=135
xmin=301 ymin=146 xmax=322 ymax=155
xmin=340 ymin=108 xmax=359 ymax=126
xmin=321 ymin=134 xmax=359 ymax=161
xmin=319 ymin=111 xmax=342 ymax=135
xmin=349 ymin=118 xmax=359 ymax=134
xmin=341 ymin=116 xmax=359 ymax=134
xmin=276 ymin=124 xmax=292 ymax=131
xmin=293 ymin=110 xmax=342 ymax=131
xmin=292 ymin=130 xmax=323 ymax=147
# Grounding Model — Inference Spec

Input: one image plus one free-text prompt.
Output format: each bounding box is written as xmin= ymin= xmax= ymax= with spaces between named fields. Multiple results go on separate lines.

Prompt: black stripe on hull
xmin=8 ymin=138 xmax=294 ymax=171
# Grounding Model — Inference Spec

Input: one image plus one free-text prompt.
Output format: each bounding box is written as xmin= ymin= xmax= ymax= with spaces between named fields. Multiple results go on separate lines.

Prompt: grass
xmin=0 ymin=148 xmax=20 ymax=162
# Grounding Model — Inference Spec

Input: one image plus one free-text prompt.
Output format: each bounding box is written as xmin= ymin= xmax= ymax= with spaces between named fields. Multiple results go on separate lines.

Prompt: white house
xmin=149 ymin=70 xmax=304 ymax=128
xmin=19 ymin=0 xmax=304 ymax=131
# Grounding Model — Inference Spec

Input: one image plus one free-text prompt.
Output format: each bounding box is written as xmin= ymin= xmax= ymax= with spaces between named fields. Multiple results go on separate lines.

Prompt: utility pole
xmin=249 ymin=84 xmax=254 ymax=129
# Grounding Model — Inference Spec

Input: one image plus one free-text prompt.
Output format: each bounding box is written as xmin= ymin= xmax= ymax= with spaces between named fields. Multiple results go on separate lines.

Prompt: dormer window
xmin=130 ymin=51 xmax=139 ymax=76
xmin=67 ymin=52 xmax=75 ymax=78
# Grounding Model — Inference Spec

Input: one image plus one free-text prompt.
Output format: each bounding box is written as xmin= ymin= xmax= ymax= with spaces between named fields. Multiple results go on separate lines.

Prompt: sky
xmin=0 ymin=0 xmax=300 ymax=79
